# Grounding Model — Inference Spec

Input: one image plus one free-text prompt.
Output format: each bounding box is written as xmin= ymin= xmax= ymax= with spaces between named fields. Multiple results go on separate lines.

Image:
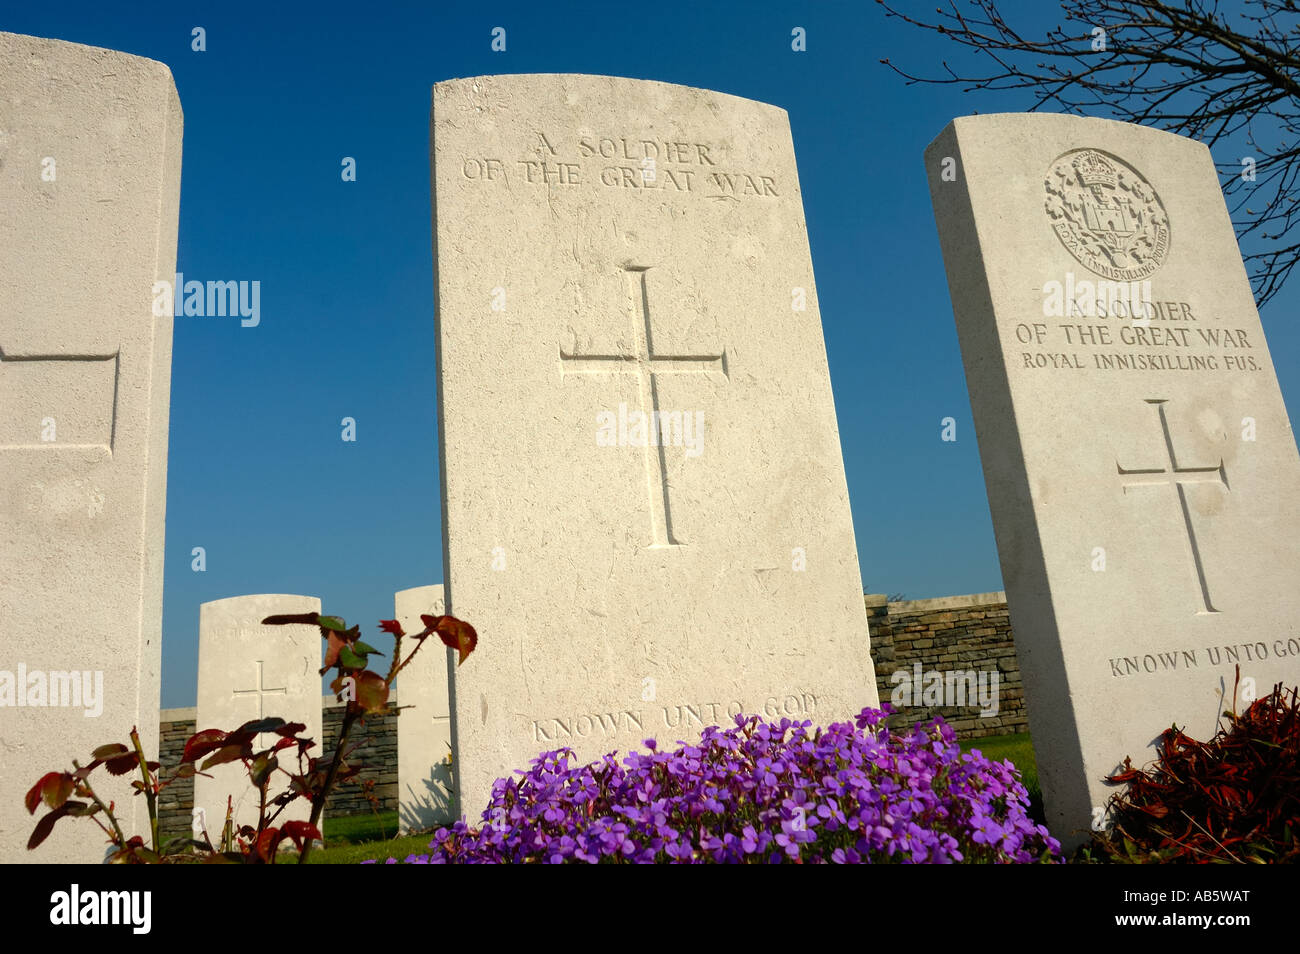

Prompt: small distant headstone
xmin=194 ymin=595 xmax=323 ymax=836
xmin=394 ymin=585 xmax=453 ymax=833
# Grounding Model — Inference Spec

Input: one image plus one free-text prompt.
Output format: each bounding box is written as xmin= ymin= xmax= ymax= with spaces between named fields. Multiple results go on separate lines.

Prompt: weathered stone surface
xmin=926 ymin=113 xmax=1300 ymax=848
xmin=433 ymin=74 xmax=878 ymax=820
xmin=394 ymin=585 xmax=454 ymax=832
xmin=194 ymin=595 xmax=322 ymax=835
xmin=0 ymin=32 xmax=182 ymax=863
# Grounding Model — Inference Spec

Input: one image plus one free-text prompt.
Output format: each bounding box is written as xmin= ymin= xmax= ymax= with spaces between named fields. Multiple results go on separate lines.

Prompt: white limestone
xmin=432 ymin=74 xmax=879 ymax=820
xmin=0 ymin=32 xmax=182 ymax=863
xmin=927 ymin=113 xmax=1300 ymax=848
xmin=394 ymin=585 xmax=454 ymax=833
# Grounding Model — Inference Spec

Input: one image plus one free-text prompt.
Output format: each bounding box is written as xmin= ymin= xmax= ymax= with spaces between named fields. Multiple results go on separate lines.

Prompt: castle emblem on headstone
xmin=1045 ymin=148 xmax=1170 ymax=280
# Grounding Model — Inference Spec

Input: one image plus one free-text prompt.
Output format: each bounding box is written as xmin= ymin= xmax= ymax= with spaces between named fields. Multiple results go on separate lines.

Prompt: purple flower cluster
xmin=387 ymin=707 xmax=1060 ymax=864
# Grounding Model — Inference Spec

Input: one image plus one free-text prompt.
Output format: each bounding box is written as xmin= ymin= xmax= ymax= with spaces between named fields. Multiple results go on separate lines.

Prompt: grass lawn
xmin=289 ymin=811 xmax=443 ymax=864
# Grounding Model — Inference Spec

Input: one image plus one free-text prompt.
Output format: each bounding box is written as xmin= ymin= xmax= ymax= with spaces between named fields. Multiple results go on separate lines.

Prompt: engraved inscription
xmin=459 ymin=131 xmax=780 ymax=200
xmin=532 ymin=691 xmax=819 ymax=743
xmin=1046 ymin=149 xmax=1170 ymax=280
xmin=1116 ymin=399 xmax=1229 ymax=615
xmin=1020 ymin=282 xmax=1262 ymax=375
xmin=1107 ymin=637 xmax=1300 ymax=678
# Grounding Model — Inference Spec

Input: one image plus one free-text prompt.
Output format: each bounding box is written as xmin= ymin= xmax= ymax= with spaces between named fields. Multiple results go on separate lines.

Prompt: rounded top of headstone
xmin=199 ymin=594 xmax=321 ymax=611
xmin=0 ymin=30 xmax=179 ymax=87
xmin=432 ymin=73 xmax=789 ymax=119
xmin=395 ymin=584 xmax=444 ymax=600
xmin=930 ymin=112 xmax=1210 ymax=157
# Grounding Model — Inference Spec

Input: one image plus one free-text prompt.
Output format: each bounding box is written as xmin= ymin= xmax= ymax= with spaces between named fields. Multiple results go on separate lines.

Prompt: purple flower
xmin=385 ymin=707 xmax=1060 ymax=865
xmin=969 ymin=814 xmax=1005 ymax=847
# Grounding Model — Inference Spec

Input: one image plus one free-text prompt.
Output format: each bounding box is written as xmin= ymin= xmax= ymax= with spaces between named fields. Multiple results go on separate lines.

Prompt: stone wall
xmin=158 ymin=693 xmax=401 ymax=844
xmin=865 ymin=592 xmax=1028 ymax=738
xmin=157 ymin=707 xmax=197 ymax=845
xmin=323 ymin=702 xmax=400 ymax=816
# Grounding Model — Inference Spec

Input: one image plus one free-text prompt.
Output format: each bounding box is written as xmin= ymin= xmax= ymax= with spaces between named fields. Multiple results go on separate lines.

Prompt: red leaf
xmin=91 ymin=743 xmax=130 ymax=760
xmin=104 ymin=753 xmax=139 ymax=776
xmin=280 ymin=820 xmax=322 ymax=852
xmin=237 ymin=718 xmax=286 ymax=736
xmin=321 ymin=632 xmax=348 ymax=674
xmin=256 ymin=827 xmax=280 ymax=863
xmin=25 ymin=773 xmax=73 ymax=814
xmin=183 ymin=729 xmax=229 ymax=763
xmin=412 ymin=613 xmax=441 ymax=641
xmin=379 ymin=619 xmax=404 ymax=636
xmin=201 ymin=744 xmax=249 ymax=771
xmin=27 ymin=803 xmax=73 ymax=851
xmin=434 ymin=616 xmax=478 ymax=664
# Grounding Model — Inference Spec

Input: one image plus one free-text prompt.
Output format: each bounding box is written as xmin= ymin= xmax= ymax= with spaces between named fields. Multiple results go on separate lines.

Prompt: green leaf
xmin=352 ymin=641 xmax=383 ymax=656
xmin=338 ymin=647 xmax=367 ymax=669
xmin=250 ymin=753 xmax=279 ymax=788
xmin=318 ymin=616 xmax=347 ymax=632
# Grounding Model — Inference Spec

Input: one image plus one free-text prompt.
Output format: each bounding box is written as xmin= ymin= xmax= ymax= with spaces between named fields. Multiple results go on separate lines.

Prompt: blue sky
xmin=6 ymin=1 xmax=1294 ymax=707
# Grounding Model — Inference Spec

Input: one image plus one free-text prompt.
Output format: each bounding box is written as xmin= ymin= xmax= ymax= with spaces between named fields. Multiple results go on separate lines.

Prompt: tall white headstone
xmin=926 ymin=113 xmax=1300 ymax=848
xmin=394 ymin=585 xmax=454 ymax=833
xmin=194 ymin=595 xmax=323 ymax=836
xmin=0 ymin=32 xmax=182 ymax=863
xmin=433 ymin=74 xmax=878 ymax=821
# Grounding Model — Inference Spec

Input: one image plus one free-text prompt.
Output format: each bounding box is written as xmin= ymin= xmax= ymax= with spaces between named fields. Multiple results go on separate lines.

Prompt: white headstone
xmin=194 ymin=595 xmax=323 ymax=836
xmin=0 ymin=32 xmax=182 ymax=863
xmin=433 ymin=74 xmax=879 ymax=820
xmin=926 ymin=113 xmax=1300 ymax=848
xmin=394 ymin=585 xmax=453 ymax=833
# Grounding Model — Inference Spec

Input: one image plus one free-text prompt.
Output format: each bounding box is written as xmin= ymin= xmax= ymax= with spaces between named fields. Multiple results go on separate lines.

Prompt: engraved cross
xmin=560 ymin=265 xmax=728 ymax=548
xmin=232 ymin=660 xmax=288 ymax=744
xmin=1116 ymin=399 xmax=1229 ymax=614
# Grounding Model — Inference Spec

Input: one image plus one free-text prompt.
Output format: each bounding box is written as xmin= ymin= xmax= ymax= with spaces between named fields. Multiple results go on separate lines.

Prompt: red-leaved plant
xmin=1086 ymin=669 xmax=1299 ymax=864
xmin=25 ymin=609 xmax=477 ymax=863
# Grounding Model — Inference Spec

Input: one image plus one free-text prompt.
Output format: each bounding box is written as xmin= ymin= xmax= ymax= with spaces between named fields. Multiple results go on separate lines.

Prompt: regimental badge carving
xmin=1045 ymin=149 xmax=1170 ymax=280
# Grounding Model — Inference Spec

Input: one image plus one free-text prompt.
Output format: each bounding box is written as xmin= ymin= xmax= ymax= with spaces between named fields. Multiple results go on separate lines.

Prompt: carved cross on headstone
xmin=559 ymin=265 xmax=728 ymax=547
xmin=1116 ymin=398 xmax=1230 ymax=614
xmin=232 ymin=660 xmax=288 ymax=745
xmin=0 ymin=345 xmax=119 ymax=451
